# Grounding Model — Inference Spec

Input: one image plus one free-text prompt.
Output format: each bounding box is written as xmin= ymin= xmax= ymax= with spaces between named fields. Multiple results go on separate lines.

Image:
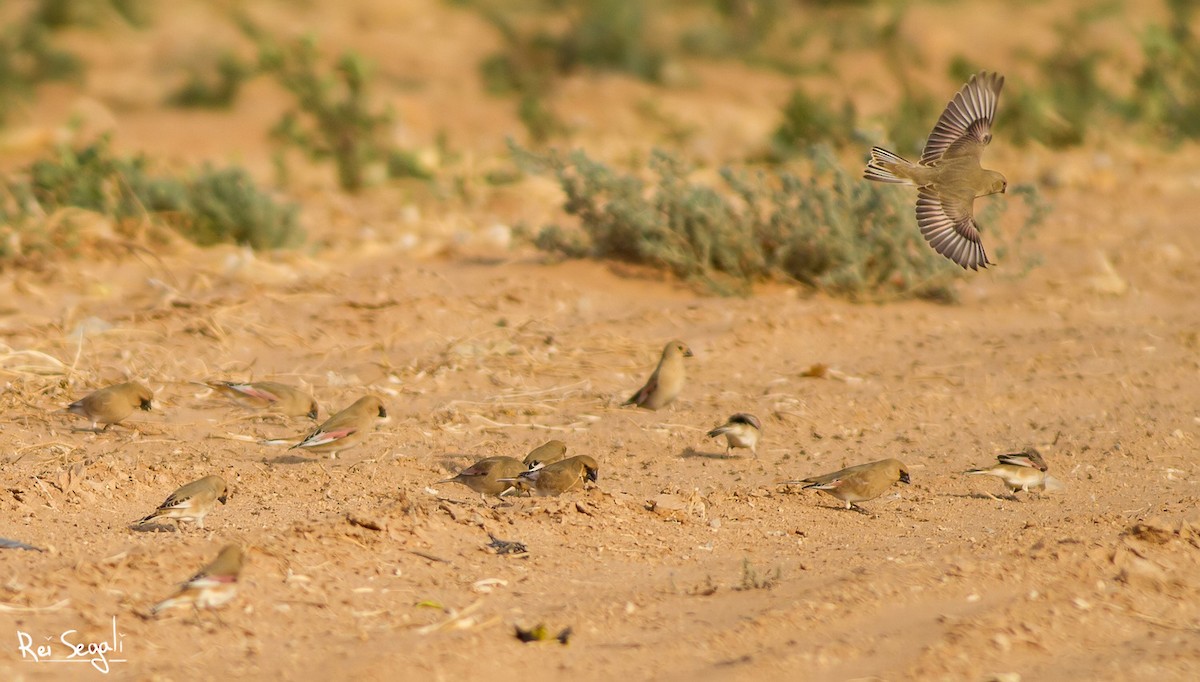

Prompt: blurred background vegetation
xmin=0 ymin=0 xmax=1191 ymax=297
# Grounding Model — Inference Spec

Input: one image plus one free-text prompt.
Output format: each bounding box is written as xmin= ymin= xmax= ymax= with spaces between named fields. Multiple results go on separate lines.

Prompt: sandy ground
xmin=1 ymin=1 xmax=1199 ymax=680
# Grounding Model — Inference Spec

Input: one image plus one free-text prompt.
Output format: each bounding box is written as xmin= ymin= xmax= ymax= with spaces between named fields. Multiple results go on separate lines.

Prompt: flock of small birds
xmin=9 ymin=71 xmax=1063 ymax=622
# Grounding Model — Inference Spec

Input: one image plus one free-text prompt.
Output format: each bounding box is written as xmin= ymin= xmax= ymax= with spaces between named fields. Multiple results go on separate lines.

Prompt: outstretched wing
xmin=916 ymin=187 xmax=991 ymax=270
xmin=921 ymin=71 xmax=1003 ymax=165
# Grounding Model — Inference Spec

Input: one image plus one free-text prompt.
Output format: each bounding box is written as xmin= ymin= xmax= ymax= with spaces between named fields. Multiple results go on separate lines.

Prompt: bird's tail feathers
xmin=706 ymin=427 xmax=728 ymax=439
xmin=135 ymin=510 xmax=161 ymax=525
xmin=864 ymin=147 xmax=916 ymax=185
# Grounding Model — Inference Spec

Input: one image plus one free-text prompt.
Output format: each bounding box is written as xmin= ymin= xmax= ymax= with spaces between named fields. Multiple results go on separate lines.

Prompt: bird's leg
xmin=848 ymin=503 xmax=871 ymax=516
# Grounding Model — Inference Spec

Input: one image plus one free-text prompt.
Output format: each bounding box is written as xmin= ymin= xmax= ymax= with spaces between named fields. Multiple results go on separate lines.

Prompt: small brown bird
xmin=864 ymin=71 xmax=1007 ymax=270
xmin=788 ymin=458 xmax=911 ymax=512
xmin=437 ymin=456 xmax=526 ymax=497
xmin=150 ymin=544 xmax=244 ymax=616
xmin=507 ymin=455 xmax=599 ymax=496
xmin=624 ymin=340 xmax=693 ymax=410
xmin=964 ymin=447 xmax=1062 ymax=497
xmin=61 ymin=381 xmax=154 ymax=431
xmin=136 ymin=475 xmax=230 ymax=530
xmin=289 ymin=395 xmax=386 ymax=458
xmin=523 ymin=440 xmax=568 ymax=469
xmin=205 ymin=381 xmax=319 ymax=419
xmin=706 ymin=413 xmax=762 ymax=457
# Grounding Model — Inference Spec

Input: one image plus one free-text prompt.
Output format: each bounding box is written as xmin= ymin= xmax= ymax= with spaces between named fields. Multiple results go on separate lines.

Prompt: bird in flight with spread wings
xmin=864 ymin=71 xmax=1007 ymax=270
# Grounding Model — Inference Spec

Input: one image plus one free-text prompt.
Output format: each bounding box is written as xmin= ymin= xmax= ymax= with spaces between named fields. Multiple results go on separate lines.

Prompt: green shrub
xmin=767 ymin=86 xmax=856 ymax=161
xmin=0 ymin=18 xmax=82 ymax=124
xmin=0 ymin=137 xmax=303 ymax=261
xmin=168 ymin=51 xmax=253 ymax=109
xmin=249 ymin=29 xmax=428 ymax=192
xmin=517 ymin=142 xmax=1043 ymax=300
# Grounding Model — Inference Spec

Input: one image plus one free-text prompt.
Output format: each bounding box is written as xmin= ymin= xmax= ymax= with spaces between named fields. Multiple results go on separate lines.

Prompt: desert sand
xmin=1 ymin=1 xmax=1198 ymax=680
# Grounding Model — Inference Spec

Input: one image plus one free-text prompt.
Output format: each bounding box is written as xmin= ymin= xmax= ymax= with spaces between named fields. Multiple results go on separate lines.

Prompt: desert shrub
xmin=1129 ymin=0 xmax=1200 ymax=142
xmin=518 ymin=142 xmax=1042 ymax=301
xmin=248 ymin=28 xmax=428 ymax=192
xmin=0 ymin=16 xmax=82 ymax=124
xmin=469 ymin=0 xmax=666 ymax=143
xmin=34 ymin=0 xmax=149 ymax=29
xmin=766 ymin=86 xmax=856 ymax=161
xmin=168 ymin=51 xmax=253 ymax=109
xmin=0 ymin=137 xmax=302 ymax=261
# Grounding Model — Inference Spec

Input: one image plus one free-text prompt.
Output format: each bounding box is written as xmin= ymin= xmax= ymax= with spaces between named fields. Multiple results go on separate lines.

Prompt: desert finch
xmin=205 ymin=381 xmax=318 ymax=419
xmin=150 ymin=544 xmax=244 ymax=616
xmin=289 ymin=395 xmax=386 ymax=458
xmin=61 ymin=381 xmax=153 ymax=431
xmin=787 ymin=458 xmax=910 ymax=512
xmin=624 ymin=340 xmax=693 ymax=410
xmin=864 ymin=71 xmax=1007 ymax=270
xmin=507 ymin=455 xmax=599 ymax=496
xmin=437 ymin=456 xmax=525 ymax=497
xmin=136 ymin=475 xmax=230 ymax=530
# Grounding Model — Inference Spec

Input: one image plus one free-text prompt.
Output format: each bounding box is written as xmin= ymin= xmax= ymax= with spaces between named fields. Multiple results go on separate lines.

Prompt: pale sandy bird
xmin=289 ymin=395 xmax=386 ymax=458
xmin=505 ymin=455 xmax=599 ymax=496
xmin=523 ymin=440 xmax=568 ymax=469
xmin=205 ymin=381 xmax=318 ymax=419
xmin=624 ymin=340 xmax=693 ymax=410
xmin=964 ymin=447 xmax=1062 ymax=497
xmin=706 ymin=413 xmax=762 ymax=457
xmin=136 ymin=475 xmax=230 ymax=530
xmin=864 ymin=71 xmax=1007 ymax=270
xmin=787 ymin=458 xmax=910 ymax=512
xmin=436 ymin=456 xmax=526 ymax=497
xmin=61 ymin=381 xmax=154 ymax=431
xmin=151 ymin=544 xmax=244 ymax=616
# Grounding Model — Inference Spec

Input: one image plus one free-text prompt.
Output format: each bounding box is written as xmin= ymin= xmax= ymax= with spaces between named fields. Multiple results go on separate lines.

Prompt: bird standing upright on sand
xmin=135 ymin=475 xmax=230 ymax=530
xmin=624 ymin=340 xmax=693 ymax=410
xmin=436 ymin=456 xmax=526 ymax=498
xmin=290 ymin=395 xmax=386 ymax=458
xmin=205 ymin=381 xmax=319 ymax=419
xmin=706 ymin=413 xmax=762 ymax=457
xmin=61 ymin=381 xmax=154 ymax=431
xmin=787 ymin=458 xmax=910 ymax=513
xmin=864 ymin=71 xmax=1007 ymax=270
xmin=151 ymin=544 xmax=244 ymax=616
xmin=523 ymin=440 xmax=568 ymax=469
xmin=964 ymin=447 xmax=1062 ymax=497
xmin=507 ymin=455 xmax=599 ymax=496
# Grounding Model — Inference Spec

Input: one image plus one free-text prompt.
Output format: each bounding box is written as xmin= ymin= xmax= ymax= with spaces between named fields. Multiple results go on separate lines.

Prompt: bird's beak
xmin=378 ymin=406 xmax=388 ymax=418
xmin=899 ymin=471 xmax=911 ymax=484
xmin=140 ymin=399 xmax=153 ymax=411
xmin=586 ymin=468 xmax=599 ymax=483
xmin=308 ymin=408 xmax=319 ymax=420
xmin=684 ymin=348 xmax=694 ymax=358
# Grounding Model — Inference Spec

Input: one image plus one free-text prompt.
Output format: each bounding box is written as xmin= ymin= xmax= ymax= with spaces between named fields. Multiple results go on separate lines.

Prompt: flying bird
xmin=864 ymin=71 xmax=1007 ymax=270
xmin=60 ymin=381 xmax=154 ymax=431
xmin=786 ymin=458 xmax=910 ymax=513
xmin=706 ymin=413 xmax=762 ymax=457
xmin=436 ymin=456 xmax=526 ymax=498
xmin=289 ymin=395 xmax=386 ymax=458
xmin=151 ymin=544 xmax=244 ymax=616
xmin=204 ymin=381 xmax=319 ymax=419
xmin=964 ymin=447 xmax=1062 ymax=497
xmin=136 ymin=475 xmax=230 ymax=530
xmin=624 ymin=340 xmax=693 ymax=410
